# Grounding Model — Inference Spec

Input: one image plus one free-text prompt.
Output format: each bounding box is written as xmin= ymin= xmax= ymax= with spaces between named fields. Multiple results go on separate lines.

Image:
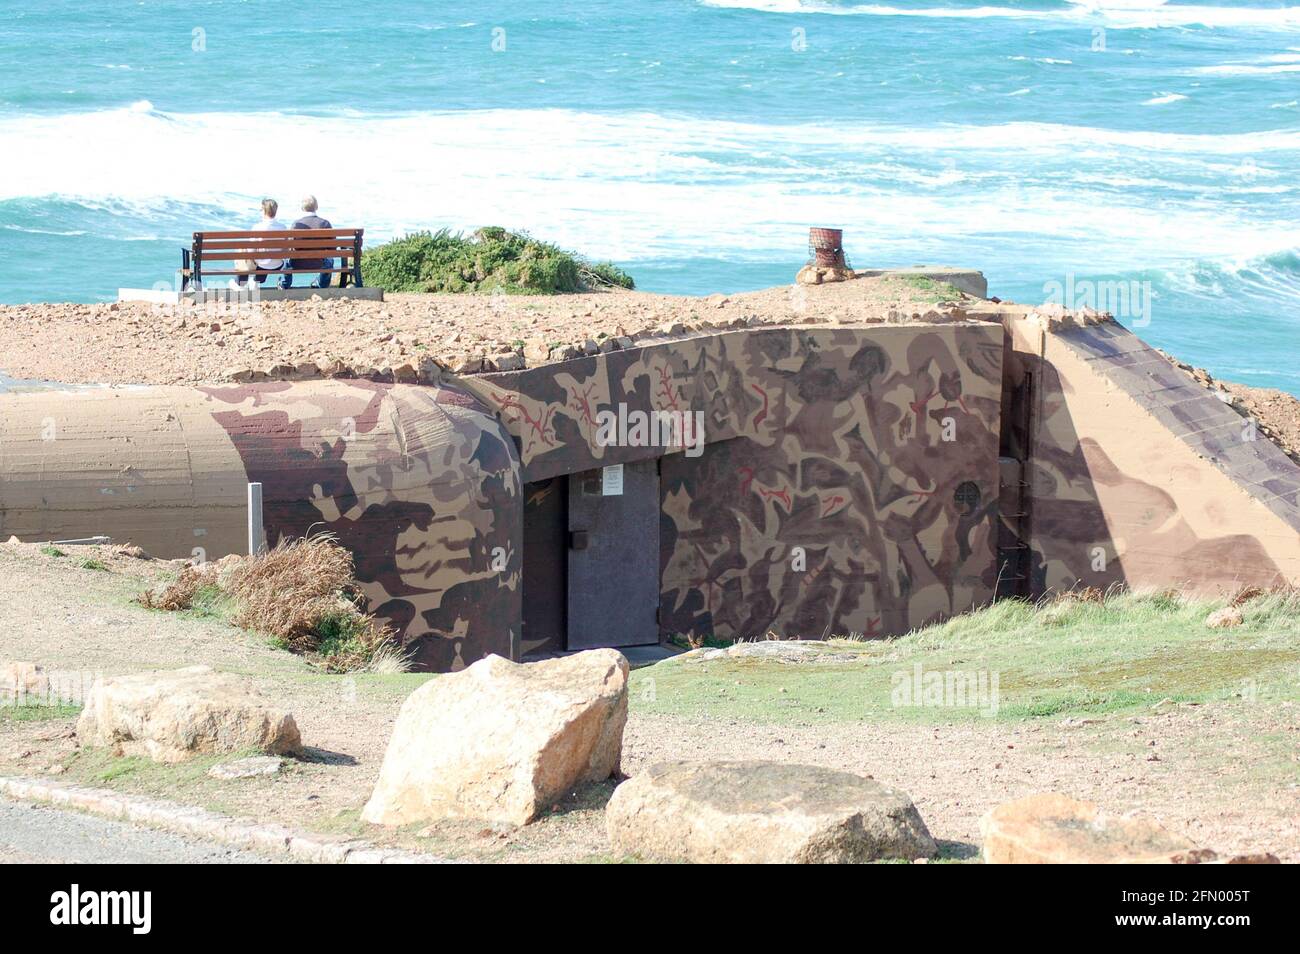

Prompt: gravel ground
xmin=0 ymin=276 xmax=978 ymax=386
xmin=0 ymin=800 xmax=279 ymax=864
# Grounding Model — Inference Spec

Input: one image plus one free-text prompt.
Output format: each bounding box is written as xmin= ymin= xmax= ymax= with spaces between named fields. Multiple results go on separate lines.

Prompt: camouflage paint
xmin=466 ymin=324 xmax=1008 ymax=642
xmin=0 ymin=380 xmax=520 ymax=672
xmin=198 ymin=379 xmax=521 ymax=671
xmin=5 ymin=316 xmax=1297 ymax=673
xmin=1002 ymin=312 xmax=1300 ymax=594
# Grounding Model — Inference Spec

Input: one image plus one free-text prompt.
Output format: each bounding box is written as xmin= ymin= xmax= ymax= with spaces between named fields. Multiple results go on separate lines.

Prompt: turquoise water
xmin=1 ymin=0 xmax=1298 ymax=390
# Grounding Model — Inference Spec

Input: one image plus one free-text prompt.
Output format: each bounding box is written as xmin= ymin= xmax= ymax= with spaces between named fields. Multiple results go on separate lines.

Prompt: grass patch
xmin=0 ymin=703 xmax=81 ymax=723
xmin=886 ymin=275 xmax=964 ymax=304
xmin=635 ymin=590 xmax=1300 ymax=726
xmin=57 ymin=746 xmax=273 ymax=817
xmin=76 ymin=557 xmax=109 ymax=571
xmin=361 ymin=227 xmax=634 ymax=294
xmin=39 ymin=545 xmax=65 ymax=558
xmin=178 ymin=583 xmax=236 ymax=622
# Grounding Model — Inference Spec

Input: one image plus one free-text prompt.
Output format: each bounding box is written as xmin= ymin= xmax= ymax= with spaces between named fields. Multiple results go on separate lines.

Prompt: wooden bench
xmin=181 ymin=228 xmax=364 ymax=289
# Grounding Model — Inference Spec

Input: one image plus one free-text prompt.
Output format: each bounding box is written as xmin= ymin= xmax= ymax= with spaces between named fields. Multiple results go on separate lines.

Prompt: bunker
xmin=2 ymin=306 xmax=1298 ymax=672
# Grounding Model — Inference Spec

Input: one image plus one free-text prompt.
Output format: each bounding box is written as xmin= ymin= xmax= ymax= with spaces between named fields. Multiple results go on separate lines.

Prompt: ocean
xmin=1 ymin=0 xmax=1297 ymax=391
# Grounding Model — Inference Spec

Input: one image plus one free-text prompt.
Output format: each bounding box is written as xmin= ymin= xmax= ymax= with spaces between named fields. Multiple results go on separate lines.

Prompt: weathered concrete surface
xmin=606 ymin=760 xmax=937 ymax=863
xmin=1002 ymin=311 xmax=1300 ymax=595
xmin=362 ymin=650 xmax=629 ymax=827
xmin=853 ymin=267 xmax=988 ymax=299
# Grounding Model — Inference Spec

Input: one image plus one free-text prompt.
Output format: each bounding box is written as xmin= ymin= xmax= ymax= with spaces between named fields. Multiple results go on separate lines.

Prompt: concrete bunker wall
xmin=465 ymin=323 xmax=1009 ymax=648
xmin=4 ymin=316 xmax=1297 ymax=674
xmin=1001 ymin=313 xmax=1300 ymax=594
xmin=0 ymin=380 xmax=522 ymax=672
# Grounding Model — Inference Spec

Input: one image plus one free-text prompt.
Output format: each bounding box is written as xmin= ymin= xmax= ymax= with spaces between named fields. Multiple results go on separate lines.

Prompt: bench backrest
xmin=192 ymin=228 xmax=363 ymax=264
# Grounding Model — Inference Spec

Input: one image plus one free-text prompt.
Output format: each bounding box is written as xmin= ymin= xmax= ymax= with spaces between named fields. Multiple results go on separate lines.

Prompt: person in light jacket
xmin=235 ymin=198 xmax=287 ymax=287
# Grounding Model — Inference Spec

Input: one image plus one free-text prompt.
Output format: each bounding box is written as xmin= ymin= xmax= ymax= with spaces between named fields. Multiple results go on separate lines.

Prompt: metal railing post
xmin=247 ymin=482 xmax=265 ymax=555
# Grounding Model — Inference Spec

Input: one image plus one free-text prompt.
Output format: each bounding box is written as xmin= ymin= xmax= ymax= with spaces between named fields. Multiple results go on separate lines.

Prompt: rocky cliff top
xmin=0 ymin=274 xmax=990 ymax=388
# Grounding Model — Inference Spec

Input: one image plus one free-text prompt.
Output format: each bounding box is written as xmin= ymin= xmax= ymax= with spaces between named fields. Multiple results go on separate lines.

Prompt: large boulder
xmin=981 ymin=793 xmax=1204 ymax=864
xmin=606 ymin=760 xmax=937 ymax=863
xmin=362 ymin=650 xmax=628 ymax=827
xmin=76 ymin=666 xmax=302 ymax=763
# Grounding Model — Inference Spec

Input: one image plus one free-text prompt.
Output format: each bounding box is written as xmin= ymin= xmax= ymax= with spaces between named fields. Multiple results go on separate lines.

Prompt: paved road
xmin=0 ymin=800 xmax=283 ymax=864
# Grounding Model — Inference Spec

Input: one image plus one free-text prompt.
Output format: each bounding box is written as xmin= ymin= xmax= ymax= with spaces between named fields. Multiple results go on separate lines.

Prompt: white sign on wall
xmin=601 ymin=463 xmax=624 ymax=496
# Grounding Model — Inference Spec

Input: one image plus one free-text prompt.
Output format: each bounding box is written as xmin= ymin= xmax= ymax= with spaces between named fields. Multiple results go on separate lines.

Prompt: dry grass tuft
xmin=139 ymin=534 xmax=408 ymax=673
xmin=139 ymin=564 xmax=207 ymax=611
xmin=226 ymin=535 xmax=356 ymax=647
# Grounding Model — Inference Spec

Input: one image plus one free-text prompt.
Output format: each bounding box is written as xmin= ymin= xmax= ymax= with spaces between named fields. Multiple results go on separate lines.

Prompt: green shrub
xmin=361 ymin=228 xmax=634 ymax=294
xmin=583 ymin=261 xmax=635 ymax=289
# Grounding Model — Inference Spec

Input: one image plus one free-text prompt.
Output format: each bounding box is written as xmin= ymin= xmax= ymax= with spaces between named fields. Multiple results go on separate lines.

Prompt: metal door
xmin=566 ymin=460 xmax=660 ymax=649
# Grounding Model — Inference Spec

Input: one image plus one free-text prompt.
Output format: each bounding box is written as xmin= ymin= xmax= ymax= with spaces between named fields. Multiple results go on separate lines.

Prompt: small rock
xmin=1205 ymin=606 xmax=1243 ymax=629
xmin=208 ymin=755 xmax=285 ymax=781
xmin=796 ymin=264 xmax=854 ymax=286
xmin=523 ymin=338 xmax=550 ymax=365
xmin=447 ymin=354 xmax=484 ymax=375
xmin=491 ymin=353 xmax=525 ymax=372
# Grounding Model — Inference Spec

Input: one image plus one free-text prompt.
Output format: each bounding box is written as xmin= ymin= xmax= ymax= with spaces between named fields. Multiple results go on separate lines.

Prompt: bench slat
xmin=196 ymin=244 xmax=358 ymax=252
xmin=195 ymin=265 xmax=356 ymax=272
xmin=194 ymin=244 xmax=359 ymax=255
xmin=185 ymin=228 xmax=363 ymax=290
xmin=195 ymin=228 xmax=361 ymax=240
xmin=196 ymin=236 xmax=359 ymax=246
xmin=196 ymin=251 xmax=356 ymax=263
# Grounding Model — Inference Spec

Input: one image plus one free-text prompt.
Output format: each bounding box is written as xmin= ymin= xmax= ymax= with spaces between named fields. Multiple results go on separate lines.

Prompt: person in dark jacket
xmin=286 ymin=195 xmax=334 ymax=288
